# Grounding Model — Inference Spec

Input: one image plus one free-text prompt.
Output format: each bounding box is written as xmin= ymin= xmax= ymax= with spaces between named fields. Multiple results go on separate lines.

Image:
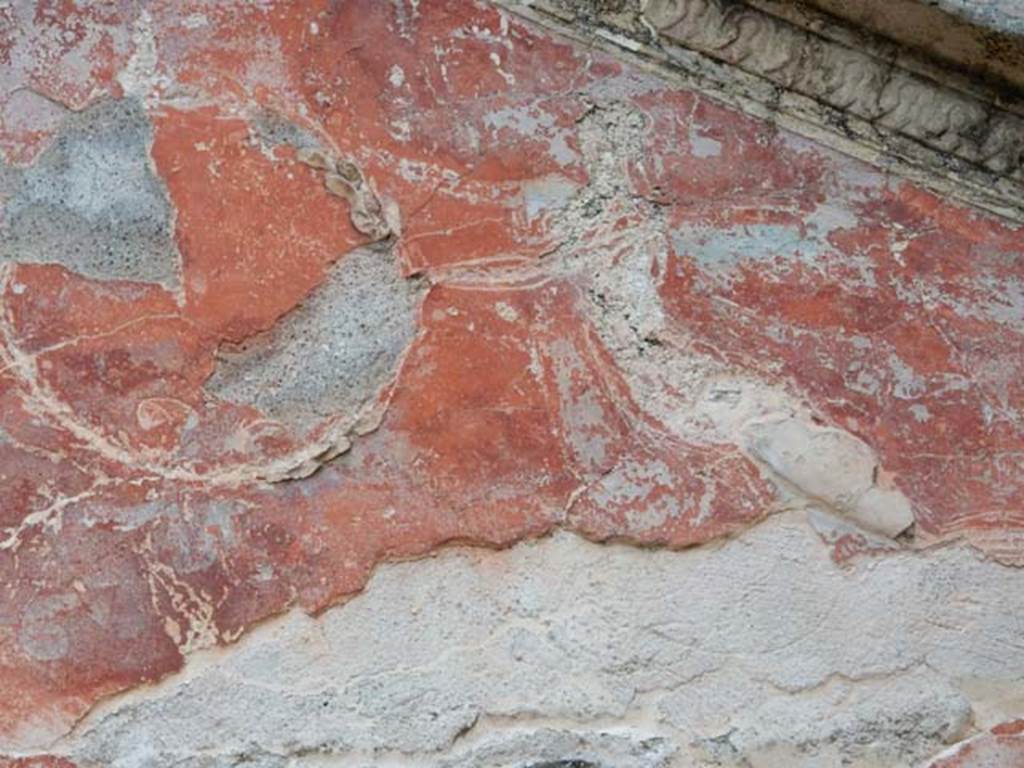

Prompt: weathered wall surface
xmin=45 ymin=519 xmax=1024 ymax=767
xmin=0 ymin=1 xmax=1022 ymax=766
xmin=793 ymin=0 xmax=1024 ymax=91
xmin=931 ymin=0 xmax=1024 ymax=35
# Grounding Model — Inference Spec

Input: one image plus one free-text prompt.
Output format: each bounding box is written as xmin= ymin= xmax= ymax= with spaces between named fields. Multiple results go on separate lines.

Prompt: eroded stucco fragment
xmin=53 ymin=518 xmax=1024 ymax=767
xmin=207 ymin=243 xmax=425 ymax=437
xmin=742 ymin=416 xmax=916 ymax=538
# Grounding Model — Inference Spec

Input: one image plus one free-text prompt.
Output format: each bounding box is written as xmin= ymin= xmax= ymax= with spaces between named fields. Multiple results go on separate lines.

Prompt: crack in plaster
xmin=28 ymin=513 xmax=1024 ymax=768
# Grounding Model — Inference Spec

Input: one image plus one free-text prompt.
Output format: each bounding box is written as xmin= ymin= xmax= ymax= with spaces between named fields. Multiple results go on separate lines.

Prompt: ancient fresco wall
xmin=0 ymin=1 xmax=1023 ymax=766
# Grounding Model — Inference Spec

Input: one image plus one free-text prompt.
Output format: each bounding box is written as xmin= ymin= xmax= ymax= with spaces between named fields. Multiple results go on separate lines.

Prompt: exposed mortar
xmin=206 ymin=242 xmax=426 ymax=439
xmin=41 ymin=515 xmax=1024 ymax=768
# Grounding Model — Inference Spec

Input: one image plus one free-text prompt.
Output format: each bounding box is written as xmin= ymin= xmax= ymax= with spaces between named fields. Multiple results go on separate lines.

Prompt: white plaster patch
xmin=742 ymin=415 xmax=915 ymax=537
xmin=56 ymin=515 xmax=1024 ymax=767
xmin=117 ymin=9 xmax=169 ymax=102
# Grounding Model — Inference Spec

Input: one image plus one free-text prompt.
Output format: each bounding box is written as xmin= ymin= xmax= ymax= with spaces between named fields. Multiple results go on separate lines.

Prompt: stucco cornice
xmin=495 ymin=0 xmax=1024 ymax=223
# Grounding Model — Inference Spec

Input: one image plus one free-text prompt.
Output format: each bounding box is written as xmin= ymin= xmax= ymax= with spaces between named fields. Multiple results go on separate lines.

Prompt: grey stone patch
xmin=0 ymin=98 xmax=181 ymax=288
xmin=205 ymin=243 xmax=425 ymax=436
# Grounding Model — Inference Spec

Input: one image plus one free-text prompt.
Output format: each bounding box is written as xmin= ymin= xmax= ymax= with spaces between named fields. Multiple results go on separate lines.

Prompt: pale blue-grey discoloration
xmin=672 ymin=224 xmax=825 ymax=280
xmin=934 ymin=0 xmax=1024 ymax=35
xmin=0 ymin=98 xmax=181 ymax=288
xmin=522 ymin=176 xmax=578 ymax=222
xmin=206 ymin=244 xmax=425 ymax=436
xmin=671 ymin=201 xmax=880 ymax=289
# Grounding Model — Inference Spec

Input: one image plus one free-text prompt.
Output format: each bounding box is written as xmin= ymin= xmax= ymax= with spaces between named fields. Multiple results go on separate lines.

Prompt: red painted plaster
xmin=0 ymin=0 xmax=1021 ymax=755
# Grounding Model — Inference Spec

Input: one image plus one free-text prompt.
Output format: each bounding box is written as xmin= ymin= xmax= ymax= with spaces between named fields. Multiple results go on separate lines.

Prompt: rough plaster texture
xmin=53 ymin=518 xmax=1024 ymax=767
xmin=0 ymin=98 xmax=180 ymax=288
xmin=0 ymin=1 xmax=1022 ymax=767
xmin=931 ymin=0 xmax=1024 ymax=35
xmin=788 ymin=0 xmax=1024 ymax=92
xmin=207 ymin=243 xmax=425 ymax=436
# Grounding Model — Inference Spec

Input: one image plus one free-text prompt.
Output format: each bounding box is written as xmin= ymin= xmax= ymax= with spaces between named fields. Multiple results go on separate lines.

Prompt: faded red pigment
xmin=0 ymin=1 xmax=1021 ymax=764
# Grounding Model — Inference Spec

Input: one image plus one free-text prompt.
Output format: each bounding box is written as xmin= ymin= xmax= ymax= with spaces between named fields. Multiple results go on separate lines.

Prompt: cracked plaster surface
xmin=43 ymin=518 xmax=1024 ymax=767
xmin=0 ymin=1 xmax=1022 ymax=766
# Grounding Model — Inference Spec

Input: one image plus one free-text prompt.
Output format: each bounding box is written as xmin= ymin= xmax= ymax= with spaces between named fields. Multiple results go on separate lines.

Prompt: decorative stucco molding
xmin=646 ymin=0 xmax=1024 ymax=177
xmin=787 ymin=0 xmax=1024 ymax=93
xmin=497 ymin=0 xmax=1024 ymax=222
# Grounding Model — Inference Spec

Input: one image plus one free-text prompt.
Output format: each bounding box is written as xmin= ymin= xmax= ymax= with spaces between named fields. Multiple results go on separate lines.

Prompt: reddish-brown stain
xmin=927 ymin=722 xmax=1024 ymax=767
